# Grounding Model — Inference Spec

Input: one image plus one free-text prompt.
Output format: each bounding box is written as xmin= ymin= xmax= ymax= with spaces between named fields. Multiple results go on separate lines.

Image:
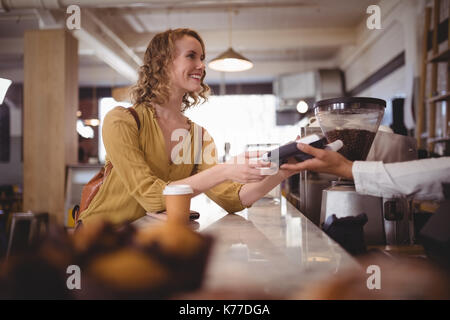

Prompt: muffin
xmin=134 ymin=223 xmax=213 ymax=292
xmin=134 ymin=223 xmax=207 ymax=258
xmin=83 ymin=248 xmax=172 ymax=299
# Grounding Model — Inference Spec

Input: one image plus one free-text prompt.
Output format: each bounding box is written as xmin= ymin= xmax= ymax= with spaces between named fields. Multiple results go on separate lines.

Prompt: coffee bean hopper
xmin=314 ymin=97 xmax=412 ymax=251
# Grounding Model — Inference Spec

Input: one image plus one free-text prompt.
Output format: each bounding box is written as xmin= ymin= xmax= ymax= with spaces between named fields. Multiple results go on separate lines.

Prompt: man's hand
xmin=280 ymin=143 xmax=354 ymax=180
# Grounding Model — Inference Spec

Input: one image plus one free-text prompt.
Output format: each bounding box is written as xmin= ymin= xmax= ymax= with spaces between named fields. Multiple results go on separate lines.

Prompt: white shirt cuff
xmin=352 ymin=161 xmax=389 ymax=198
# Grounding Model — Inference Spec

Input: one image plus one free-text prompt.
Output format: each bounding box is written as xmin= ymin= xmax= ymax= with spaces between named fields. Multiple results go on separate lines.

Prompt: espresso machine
xmin=300 ymin=97 xmax=416 ymax=247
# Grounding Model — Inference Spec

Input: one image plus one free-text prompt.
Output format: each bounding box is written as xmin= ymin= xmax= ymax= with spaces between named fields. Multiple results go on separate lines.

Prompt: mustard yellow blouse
xmin=79 ymin=103 xmax=247 ymax=226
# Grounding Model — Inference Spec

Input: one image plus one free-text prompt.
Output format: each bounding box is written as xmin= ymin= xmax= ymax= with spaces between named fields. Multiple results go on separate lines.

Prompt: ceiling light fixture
xmin=296 ymin=100 xmax=309 ymax=113
xmin=208 ymin=7 xmax=253 ymax=72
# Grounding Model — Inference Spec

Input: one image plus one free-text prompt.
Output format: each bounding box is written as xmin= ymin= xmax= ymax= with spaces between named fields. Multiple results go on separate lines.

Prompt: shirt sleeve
xmin=193 ymin=127 xmax=249 ymax=213
xmin=102 ymin=107 xmax=169 ymax=212
xmin=352 ymin=157 xmax=450 ymax=200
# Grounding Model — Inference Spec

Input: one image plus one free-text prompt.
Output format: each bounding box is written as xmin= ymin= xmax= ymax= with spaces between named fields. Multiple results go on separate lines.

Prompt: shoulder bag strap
xmin=127 ymin=107 xmax=141 ymax=131
xmin=75 ymin=107 xmax=141 ymax=224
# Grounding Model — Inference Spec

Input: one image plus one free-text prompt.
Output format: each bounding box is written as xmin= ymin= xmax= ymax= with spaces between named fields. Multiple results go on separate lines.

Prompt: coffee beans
xmin=325 ymin=129 xmax=376 ymax=161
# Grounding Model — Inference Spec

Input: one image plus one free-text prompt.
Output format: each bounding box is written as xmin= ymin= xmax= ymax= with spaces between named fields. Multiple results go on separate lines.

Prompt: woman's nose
xmin=197 ymin=60 xmax=205 ymax=70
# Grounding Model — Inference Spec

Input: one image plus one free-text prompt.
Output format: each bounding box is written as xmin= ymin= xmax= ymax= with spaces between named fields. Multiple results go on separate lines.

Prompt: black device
xmin=419 ymin=200 xmax=450 ymax=269
xmin=262 ymin=134 xmax=328 ymax=166
xmin=322 ymin=213 xmax=368 ymax=255
xmin=189 ymin=210 xmax=200 ymax=220
xmin=152 ymin=210 xmax=200 ymax=221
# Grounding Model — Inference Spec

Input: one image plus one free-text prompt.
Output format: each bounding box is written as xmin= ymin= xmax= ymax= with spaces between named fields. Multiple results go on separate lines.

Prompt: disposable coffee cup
xmin=163 ymin=184 xmax=194 ymax=224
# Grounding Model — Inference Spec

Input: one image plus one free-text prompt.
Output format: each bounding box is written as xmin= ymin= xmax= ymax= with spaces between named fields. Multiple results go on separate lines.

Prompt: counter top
xmin=132 ymin=195 xmax=360 ymax=297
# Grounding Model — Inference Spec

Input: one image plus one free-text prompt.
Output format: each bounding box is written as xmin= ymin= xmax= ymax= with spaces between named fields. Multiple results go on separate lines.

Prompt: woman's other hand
xmin=223 ymin=151 xmax=271 ymax=183
xmin=280 ymin=143 xmax=354 ymax=179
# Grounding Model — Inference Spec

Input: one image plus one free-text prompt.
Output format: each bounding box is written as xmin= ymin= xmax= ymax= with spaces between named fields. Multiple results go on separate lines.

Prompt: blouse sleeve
xmin=193 ymin=127 xmax=250 ymax=213
xmin=102 ymin=107 xmax=169 ymax=212
xmin=352 ymin=157 xmax=450 ymax=200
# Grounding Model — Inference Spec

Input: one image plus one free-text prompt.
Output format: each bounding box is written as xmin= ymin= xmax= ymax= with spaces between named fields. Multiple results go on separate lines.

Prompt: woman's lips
xmin=189 ymin=74 xmax=202 ymax=81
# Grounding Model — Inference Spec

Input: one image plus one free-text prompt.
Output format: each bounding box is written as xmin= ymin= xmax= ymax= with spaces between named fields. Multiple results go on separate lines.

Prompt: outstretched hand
xmin=224 ymin=151 xmax=271 ymax=183
xmin=280 ymin=143 xmax=354 ymax=180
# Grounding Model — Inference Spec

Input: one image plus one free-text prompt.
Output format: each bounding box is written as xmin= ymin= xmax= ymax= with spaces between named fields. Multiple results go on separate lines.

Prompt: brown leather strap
xmin=127 ymin=108 xmax=141 ymax=131
xmin=76 ymin=108 xmax=141 ymax=223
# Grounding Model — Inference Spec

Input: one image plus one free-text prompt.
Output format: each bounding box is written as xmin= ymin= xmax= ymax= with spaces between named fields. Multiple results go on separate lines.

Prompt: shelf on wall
xmin=427 ymin=91 xmax=450 ymax=103
xmin=427 ymin=135 xmax=450 ymax=143
xmin=429 ymin=48 xmax=450 ymax=62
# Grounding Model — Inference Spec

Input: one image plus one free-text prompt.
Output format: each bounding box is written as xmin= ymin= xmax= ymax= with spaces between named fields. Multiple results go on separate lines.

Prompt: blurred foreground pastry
xmin=83 ymin=248 xmax=171 ymax=299
xmin=134 ymin=223 xmax=207 ymax=258
xmin=134 ymin=223 xmax=213 ymax=292
xmin=1 ymin=221 xmax=213 ymax=299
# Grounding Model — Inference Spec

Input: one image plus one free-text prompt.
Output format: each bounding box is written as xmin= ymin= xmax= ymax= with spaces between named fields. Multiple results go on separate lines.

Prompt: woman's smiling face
xmin=169 ymin=35 xmax=206 ymax=95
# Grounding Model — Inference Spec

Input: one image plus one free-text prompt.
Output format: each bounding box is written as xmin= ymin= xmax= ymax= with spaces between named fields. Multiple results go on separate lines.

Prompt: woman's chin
xmin=186 ymin=86 xmax=202 ymax=93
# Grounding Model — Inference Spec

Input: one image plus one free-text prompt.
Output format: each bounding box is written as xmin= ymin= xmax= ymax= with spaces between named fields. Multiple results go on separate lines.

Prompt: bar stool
xmin=6 ymin=212 xmax=49 ymax=258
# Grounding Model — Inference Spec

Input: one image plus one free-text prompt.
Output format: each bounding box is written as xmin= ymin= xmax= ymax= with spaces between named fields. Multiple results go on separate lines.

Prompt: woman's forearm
xmin=170 ymin=163 xmax=293 ymax=206
xmin=239 ymin=170 xmax=292 ymax=207
xmin=168 ymin=164 xmax=227 ymax=197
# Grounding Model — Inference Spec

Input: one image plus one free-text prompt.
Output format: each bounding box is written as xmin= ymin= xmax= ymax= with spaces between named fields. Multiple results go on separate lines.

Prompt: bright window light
xmin=97 ymin=95 xmax=300 ymax=164
xmin=184 ymin=95 xmax=300 ymax=160
xmin=99 ymin=97 xmax=131 ymax=163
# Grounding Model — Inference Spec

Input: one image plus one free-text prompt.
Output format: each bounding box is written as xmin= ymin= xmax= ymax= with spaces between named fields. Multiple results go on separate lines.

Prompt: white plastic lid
xmin=163 ymin=184 xmax=194 ymax=195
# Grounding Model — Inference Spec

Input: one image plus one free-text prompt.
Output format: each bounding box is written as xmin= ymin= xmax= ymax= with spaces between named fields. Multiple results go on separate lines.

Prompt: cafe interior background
xmin=0 ymin=0 xmax=449 ymax=299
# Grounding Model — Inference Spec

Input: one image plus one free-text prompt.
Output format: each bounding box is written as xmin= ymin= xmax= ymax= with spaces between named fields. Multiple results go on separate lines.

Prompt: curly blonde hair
xmin=131 ymin=28 xmax=210 ymax=112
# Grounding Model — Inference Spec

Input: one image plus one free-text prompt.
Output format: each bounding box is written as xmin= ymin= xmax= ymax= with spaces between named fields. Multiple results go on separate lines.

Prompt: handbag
xmin=72 ymin=107 xmax=141 ymax=224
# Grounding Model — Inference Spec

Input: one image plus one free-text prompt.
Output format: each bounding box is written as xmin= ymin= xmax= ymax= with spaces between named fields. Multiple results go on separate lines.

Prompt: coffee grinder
xmin=314 ymin=97 xmax=412 ymax=247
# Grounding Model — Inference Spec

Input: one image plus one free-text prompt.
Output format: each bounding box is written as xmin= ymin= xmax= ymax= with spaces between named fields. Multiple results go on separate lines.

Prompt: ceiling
xmin=0 ymin=0 xmax=378 ymax=87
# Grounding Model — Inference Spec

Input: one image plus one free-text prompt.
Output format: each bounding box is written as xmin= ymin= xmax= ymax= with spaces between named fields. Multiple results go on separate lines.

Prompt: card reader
xmin=261 ymin=134 xmax=343 ymax=166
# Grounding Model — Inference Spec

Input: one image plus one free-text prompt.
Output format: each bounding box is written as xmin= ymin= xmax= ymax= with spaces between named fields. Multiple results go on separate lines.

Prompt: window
xmin=185 ymin=95 xmax=300 ymax=159
xmin=97 ymin=95 xmax=300 ymax=163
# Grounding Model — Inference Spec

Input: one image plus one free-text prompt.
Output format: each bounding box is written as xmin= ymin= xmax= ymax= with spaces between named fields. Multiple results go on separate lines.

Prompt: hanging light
xmin=0 ymin=78 xmax=12 ymax=105
xmin=208 ymin=8 xmax=253 ymax=72
xmin=209 ymin=47 xmax=253 ymax=72
xmin=77 ymin=120 xmax=94 ymax=139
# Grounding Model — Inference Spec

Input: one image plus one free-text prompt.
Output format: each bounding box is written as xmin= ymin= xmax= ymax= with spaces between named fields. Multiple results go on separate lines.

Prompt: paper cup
xmin=163 ymin=185 xmax=194 ymax=224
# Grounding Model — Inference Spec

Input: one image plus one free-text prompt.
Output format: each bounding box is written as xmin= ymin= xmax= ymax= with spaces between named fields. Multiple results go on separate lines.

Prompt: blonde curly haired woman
xmin=78 ymin=28 xmax=296 ymax=226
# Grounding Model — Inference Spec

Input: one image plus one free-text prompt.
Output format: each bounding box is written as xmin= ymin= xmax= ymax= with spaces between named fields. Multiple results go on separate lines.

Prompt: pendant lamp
xmin=0 ymin=78 xmax=12 ymax=105
xmin=208 ymin=8 xmax=253 ymax=72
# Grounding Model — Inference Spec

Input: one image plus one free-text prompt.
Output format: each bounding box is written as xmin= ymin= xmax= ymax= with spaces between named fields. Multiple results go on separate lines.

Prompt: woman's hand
xmin=277 ymin=164 xmax=299 ymax=180
xmin=223 ymin=151 xmax=271 ymax=183
xmin=280 ymin=143 xmax=354 ymax=179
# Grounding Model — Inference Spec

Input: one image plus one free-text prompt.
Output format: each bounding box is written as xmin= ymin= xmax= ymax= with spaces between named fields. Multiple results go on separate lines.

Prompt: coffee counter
xmin=132 ymin=194 xmax=360 ymax=297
